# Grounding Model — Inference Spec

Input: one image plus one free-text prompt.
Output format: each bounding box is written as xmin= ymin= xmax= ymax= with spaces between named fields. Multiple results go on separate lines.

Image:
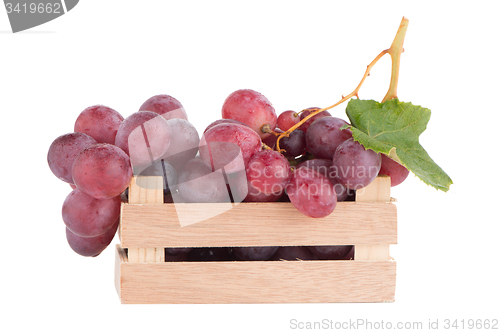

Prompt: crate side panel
xmin=114 ymin=245 xmax=127 ymax=300
xmin=120 ymin=202 xmax=397 ymax=248
xmin=119 ymin=260 xmax=396 ymax=304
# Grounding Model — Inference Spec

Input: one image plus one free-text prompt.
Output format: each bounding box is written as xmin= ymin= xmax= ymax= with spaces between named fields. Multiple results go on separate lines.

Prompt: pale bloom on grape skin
xmin=221 ymin=89 xmax=277 ymax=140
xmin=245 ymin=150 xmax=291 ymax=195
xmin=199 ymin=123 xmax=262 ymax=174
xmin=287 ymin=168 xmax=337 ymax=218
xmin=139 ymin=94 xmax=188 ymax=121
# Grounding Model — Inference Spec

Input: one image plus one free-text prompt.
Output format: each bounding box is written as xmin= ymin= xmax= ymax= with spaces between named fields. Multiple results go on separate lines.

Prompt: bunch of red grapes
xmin=48 ymin=89 xmax=409 ymax=261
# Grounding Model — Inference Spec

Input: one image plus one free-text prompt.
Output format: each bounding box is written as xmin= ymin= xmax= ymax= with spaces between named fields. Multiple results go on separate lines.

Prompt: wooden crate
xmin=115 ymin=175 xmax=397 ymax=304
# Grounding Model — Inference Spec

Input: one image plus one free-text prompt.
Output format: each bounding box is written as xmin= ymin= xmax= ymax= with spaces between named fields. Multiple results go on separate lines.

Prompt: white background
xmin=1 ymin=1 xmax=499 ymax=332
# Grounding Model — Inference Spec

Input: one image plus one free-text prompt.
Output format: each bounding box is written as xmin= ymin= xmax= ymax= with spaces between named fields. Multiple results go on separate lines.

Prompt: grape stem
xmin=276 ymin=16 xmax=409 ymax=153
xmin=261 ymin=123 xmax=283 ymax=137
xmin=261 ymin=143 xmax=273 ymax=150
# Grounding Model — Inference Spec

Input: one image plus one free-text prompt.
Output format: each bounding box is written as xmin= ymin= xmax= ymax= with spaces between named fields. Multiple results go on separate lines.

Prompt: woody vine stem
xmin=272 ymin=16 xmax=409 ymax=153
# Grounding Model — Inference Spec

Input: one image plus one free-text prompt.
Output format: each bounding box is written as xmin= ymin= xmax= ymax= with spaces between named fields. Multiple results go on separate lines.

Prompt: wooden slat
xmin=129 ymin=175 xmax=163 ymax=204
xmin=120 ymin=201 xmax=397 ymax=248
xmin=115 ymin=248 xmax=396 ymax=304
xmin=356 ymin=175 xmax=391 ymax=202
xmin=355 ymin=245 xmax=391 ymax=260
xmin=114 ymin=245 xmax=126 ymax=298
xmin=354 ymin=177 xmax=393 ymax=260
xmin=126 ymin=176 xmax=164 ymax=263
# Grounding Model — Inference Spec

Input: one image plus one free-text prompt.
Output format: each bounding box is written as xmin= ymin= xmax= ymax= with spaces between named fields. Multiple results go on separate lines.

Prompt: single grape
xmin=204 ymin=119 xmax=249 ymax=133
xmin=287 ymin=167 xmax=337 ymax=218
xmin=135 ymin=159 xmax=177 ymax=193
xmin=246 ymin=150 xmax=291 ymax=195
xmin=165 ymin=251 xmax=190 ymax=262
xmin=160 ymin=119 xmax=199 ymax=170
xmin=306 ymin=117 xmax=352 ymax=159
xmin=277 ymin=192 xmax=291 ymax=202
xmin=270 ymin=246 xmax=317 ymax=261
xmin=177 ymin=157 xmax=231 ymax=203
xmin=379 ymin=154 xmax=410 ymax=186
xmin=342 ymin=246 xmax=355 ymax=260
xmin=165 ymin=248 xmax=192 ymax=256
xmin=298 ymin=107 xmax=331 ymax=132
xmin=225 ymin=169 xmax=249 ymax=203
xmin=72 ymin=143 xmax=133 ymax=199
xmin=139 ymin=94 xmax=188 ymax=120
xmin=199 ymin=123 xmax=262 ymax=173
xmin=260 ymin=127 xmax=283 ymax=150
xmin=232 ymin=246 xmax=279 ymax=261
xmin=333 ymin=138 xmax=381 ymax=190
xmin=277 ymin=110 xmax=300 ymax=131
xmin=308 ymin=245 xmax=353 ymax=260
xmin=74 ymin=105 xmax=124 ymax=144
xmin=62 ymin=188 xmax=121 ymax=237
xmin=188 ymin=247 xmax=231 ymax=261
xmin=244 ymin=181 xmax=283 ymax=202
xmin=297 ymin=158 xmax=350 ymax=201
xmin=66 ymin=219 xmax=119 ymax=257
xmin=47 ymin=133 xmax=97 ymax=183
xmin=221 ymin=89 xmax=277 ymax=139
xmin=280 ymin=129 xmax=307 ymax=158
xmin=115 ymin=111 xmax=171 ymax=167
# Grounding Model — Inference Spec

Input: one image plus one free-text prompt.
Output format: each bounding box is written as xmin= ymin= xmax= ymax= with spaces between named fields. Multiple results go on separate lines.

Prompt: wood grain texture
xmin=115 ymin=246 xmax=395 ymax=304
xmin=356 ymin=175 xmax=391 ymax=202
xmin=120 ymin=201 xmax=397 ymax=248
xmin=114 ymin=245 xmax=125 ymax=298
xmin=126 ymin=176 xmax=165 ymax=263
xmin=354 ymin=245 xmax=390 ymax=260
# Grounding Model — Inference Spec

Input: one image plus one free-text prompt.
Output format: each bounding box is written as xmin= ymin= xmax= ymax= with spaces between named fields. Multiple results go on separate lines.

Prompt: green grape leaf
xmin=342 ymin=98 xmax=453 ymax=192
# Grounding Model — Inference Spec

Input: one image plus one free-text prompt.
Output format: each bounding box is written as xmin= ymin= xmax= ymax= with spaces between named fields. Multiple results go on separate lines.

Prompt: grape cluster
xmin=48 ymin=88 xmax=409 ymax=259
xmin=48 ymin=95 xmax=192 ymax=257
xmin=214 ymin=89 xmax=409 ymax=219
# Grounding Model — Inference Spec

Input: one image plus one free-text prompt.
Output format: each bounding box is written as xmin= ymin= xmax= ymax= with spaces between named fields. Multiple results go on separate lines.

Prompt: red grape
xmin=296 ymin=158 xmax=350 ymax=202
xmin=232 ymin=246 xmax=279 ymax=261
xmin=204 ymin=119 xmax=249 ymax=133
xmin=114 ymin=111 xmax=171 ymax=167
xmin=333 ymin=138 xmax=381 ymax=190
xmin=177 ymin=157 xmax=231 ymax=203
xmin=136 ymin=159 xmax=177 ymax=193
xmin=161 ymin=119 xmax=199 ymax=170
xmin=188 ymin=248 xmax=231 ymax=261
xmin=306 ymin=117 xmax=352 ymax=159
xmin=165 ymin=248 xmax=192 ymax=256
xmin=277 ymin=110 xmax=300 ymax=131
xmin=287 ymin=167 xmax=337 ymax=218
xmin=72 ymin=143 xmax=133 ymax=199
xmin=270 ymin=246 xmax=317 ymax=261
xmin=199 ymin=123 xmax=262 ymax=174
xmin=280 ymin=129 xmax=307 ymax=158
xmin=139 ymin=94 xmax=188 ymax=120
xmin=47 ymin=133 xmax=97 ymax=183
xmin=66 ymin=218 xmax=119 ymax=257
xmin=308 ymin=245 xmax=353 ymax=260
xmin=221 ymin=89 xmax=277 ymax=139
xmin=244 ymin=181 xmax=283 ymax=202
xmin=74 ymin=105 xmax=124 ymax=144
xmin=379 ymin=154 xmax=409 ymax=186
xmin=246 ymin=150 xmax=291 ymax=195
xmin=298 ymin=107 xmax=331 ymax=132
xmin=165 ymin=251 xmax=190 ymax=262
xmin=62 ymin=188 xmax=121 ymax=237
